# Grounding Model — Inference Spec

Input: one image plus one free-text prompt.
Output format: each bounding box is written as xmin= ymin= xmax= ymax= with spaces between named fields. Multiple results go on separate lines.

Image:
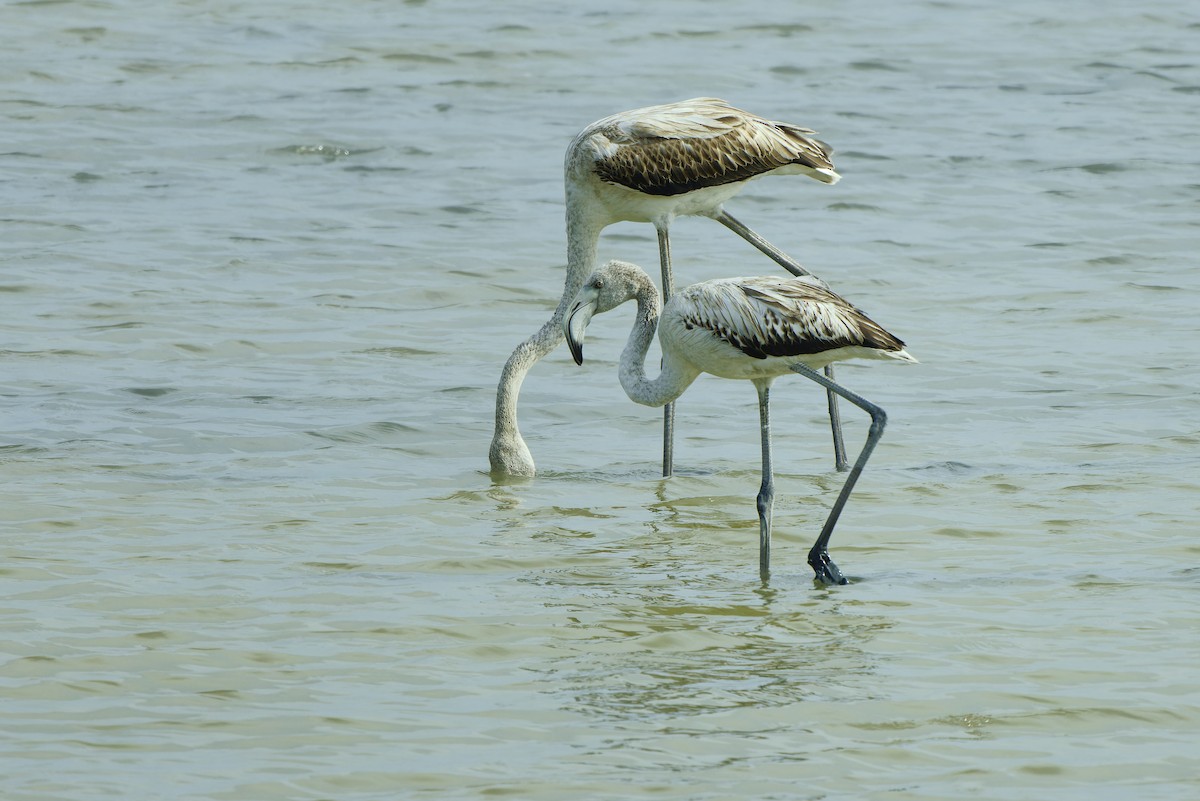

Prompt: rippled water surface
xmin=3 ymin=1 xmax=1199 ymax=799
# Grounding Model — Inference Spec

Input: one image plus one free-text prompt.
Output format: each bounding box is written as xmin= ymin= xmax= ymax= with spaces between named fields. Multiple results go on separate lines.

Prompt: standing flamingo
xmin=490 ymin=98 xmax=843 ymax=479
xmin=562 ymin=260 xmax=916 ymax=584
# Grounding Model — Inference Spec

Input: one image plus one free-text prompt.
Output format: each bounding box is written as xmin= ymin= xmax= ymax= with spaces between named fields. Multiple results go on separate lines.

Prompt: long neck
xmin=619 ymin=282 xmax=701 ymax=408
xmin=490 ymin=191 xmax=604 ymax=475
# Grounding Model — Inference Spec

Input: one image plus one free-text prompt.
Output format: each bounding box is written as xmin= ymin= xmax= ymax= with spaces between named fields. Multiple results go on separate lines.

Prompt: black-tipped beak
xmin=563 ymin=299 xmax=594 ymax=366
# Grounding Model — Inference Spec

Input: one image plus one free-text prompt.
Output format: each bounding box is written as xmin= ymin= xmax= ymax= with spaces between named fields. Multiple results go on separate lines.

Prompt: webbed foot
xmin=808 ymin=550 xmax=849 ymax=586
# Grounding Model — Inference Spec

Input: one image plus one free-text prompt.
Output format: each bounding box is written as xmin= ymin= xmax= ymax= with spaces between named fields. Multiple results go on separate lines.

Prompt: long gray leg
xmin=657 ymin=225 xmax=675 ymax=478
xmin=713 ymin=209 xmax=848 ymax=472
xmin=711 ymin=209 xmax=816 ymax=280
xmin=788 ymin=363 xmax=889 ymax=586
xmin=754 ymin=380 xmax=774 ymax=579
xmin=825 ymin=365 xmax=849 ymax=472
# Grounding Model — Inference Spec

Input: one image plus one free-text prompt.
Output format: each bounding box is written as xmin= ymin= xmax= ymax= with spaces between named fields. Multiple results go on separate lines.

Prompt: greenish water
xmin=2 ymin=1 xmax=1198 ymax=799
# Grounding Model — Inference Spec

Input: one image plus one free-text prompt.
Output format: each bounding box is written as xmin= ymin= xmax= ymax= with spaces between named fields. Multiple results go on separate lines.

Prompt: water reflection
xmin=532 ymin=555 xmax=895 ymax=722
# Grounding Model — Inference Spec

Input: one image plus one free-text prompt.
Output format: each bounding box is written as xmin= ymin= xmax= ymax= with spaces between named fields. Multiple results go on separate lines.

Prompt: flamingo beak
xmin=563 ymin=297 xmax=596 ymax=366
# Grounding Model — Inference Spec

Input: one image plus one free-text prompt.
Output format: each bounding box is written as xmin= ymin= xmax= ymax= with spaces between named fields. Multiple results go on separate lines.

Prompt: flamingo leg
xmin=824 ymin=366 xmax=849 ymax=472
xmin=711 ymin=209 xmax=814 ymax=279
xmin=712 ymin=209 xmax=848 ymax=472
xmin=657 ymin=225 xmax=675 ymax=478
xmin=788 ymin=362 xmax=889 ymax=586
xmin=754 ymin=380 xmax=774 ymax=579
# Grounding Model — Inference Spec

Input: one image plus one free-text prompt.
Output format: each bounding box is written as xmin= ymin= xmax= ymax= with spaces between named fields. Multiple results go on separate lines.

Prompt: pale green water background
xmin=2 ymin=1 xmax=1199 ymax=799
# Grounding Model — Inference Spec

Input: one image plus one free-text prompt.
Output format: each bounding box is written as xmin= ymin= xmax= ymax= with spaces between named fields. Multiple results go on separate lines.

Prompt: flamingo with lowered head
xmin=563 ymin=260 xmax=916 ymax=584
xmin=490 ymin=98 xmax=844 ymax=480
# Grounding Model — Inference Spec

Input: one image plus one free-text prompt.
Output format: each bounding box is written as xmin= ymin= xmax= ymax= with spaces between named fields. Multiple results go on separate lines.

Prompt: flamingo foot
xmin=808 ymin=549 xmax=848 ymax=586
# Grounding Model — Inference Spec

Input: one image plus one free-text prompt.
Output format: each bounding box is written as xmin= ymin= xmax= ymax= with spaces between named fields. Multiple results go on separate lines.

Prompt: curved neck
xmin=563 ymin=190 xmax=605 ymax=306
xmin=619 ymin=282 xmax=701 ymax=408
xmin=491 ymin=191 xmax=605 ymax=473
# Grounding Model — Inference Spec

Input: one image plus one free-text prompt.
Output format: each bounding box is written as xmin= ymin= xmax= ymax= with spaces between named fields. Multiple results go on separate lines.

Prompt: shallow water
xmin=2 ymin=1 xmax=1199 ymax=799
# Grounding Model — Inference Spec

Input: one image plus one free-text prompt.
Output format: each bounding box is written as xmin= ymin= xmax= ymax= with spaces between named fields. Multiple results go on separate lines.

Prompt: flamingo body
xmin=574 ymin=97 xmax=838 ymax=205
xmin=661 ymin=275 xmax=912 ymax=382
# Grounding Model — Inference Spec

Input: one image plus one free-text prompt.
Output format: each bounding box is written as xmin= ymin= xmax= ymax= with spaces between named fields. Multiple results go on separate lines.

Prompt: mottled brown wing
xmin=734 ymin=281 xmax=907 ymax=360
xmin=592 ymin=103 xmax=836 ymax=197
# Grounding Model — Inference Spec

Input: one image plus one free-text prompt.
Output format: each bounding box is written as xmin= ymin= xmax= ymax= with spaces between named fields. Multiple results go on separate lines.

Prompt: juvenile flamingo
xmin=562 ymin=260 xmax=916 ymax=584
xmin=490 ymin=98 xmax=843 ymax=479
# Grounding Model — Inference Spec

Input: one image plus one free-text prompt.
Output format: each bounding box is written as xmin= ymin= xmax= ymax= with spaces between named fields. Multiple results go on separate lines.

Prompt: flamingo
xmin=490 ymin=97 xmax=843 ymax=480
xmin=562 ymin=260 xmax=916 ymax=584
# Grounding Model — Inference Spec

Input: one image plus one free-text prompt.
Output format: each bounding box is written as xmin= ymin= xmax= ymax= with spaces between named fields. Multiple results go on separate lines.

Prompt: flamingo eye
xmin=593 ymin=278 xmax=604 ymax=289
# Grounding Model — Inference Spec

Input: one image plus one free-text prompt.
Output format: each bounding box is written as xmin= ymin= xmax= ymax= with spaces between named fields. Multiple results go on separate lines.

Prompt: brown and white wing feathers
xmin=677 ymin=277 xmax=907 ymax=361
xmin=587 ymin=98 xmax=838 ymax=196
